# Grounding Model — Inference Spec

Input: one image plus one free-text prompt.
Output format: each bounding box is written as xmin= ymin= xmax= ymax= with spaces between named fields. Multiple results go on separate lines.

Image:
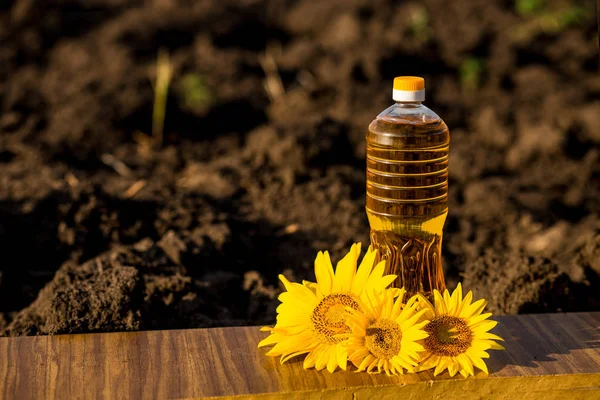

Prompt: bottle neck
xmin=395 ymin=101 xmax=423 ymax=108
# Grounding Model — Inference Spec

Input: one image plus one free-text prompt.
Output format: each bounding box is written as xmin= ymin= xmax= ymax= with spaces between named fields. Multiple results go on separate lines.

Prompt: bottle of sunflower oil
xmin=366 ymin=76 xmax=449 ymax=300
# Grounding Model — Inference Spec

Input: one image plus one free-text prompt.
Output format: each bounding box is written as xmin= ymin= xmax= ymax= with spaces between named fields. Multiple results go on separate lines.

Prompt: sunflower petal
xmin=433 ymin=290 xmax=447 ymax=315
xmin=258 ymin=333 xmax=281 ymax=348
xmin=468 ymin=352 xmax=489 ymax=374
xmin=451 ymin=283 xmax=463 ymax=314
xmin=332 ymin=243 xmax=360 ymax=292
xmin=457 ymin=353 xmax=474 ymax=376
xmin=326 ymin=347 xmax=338 ymax=373
xmin=279 ymin=275 xmax=317 ymax=304
xmin=476 ymin=332 xmax=505 ymax=342
xmin=456 ymin=289 xmax=473 ymax=316
xmin=448 ymin=361 xmax=459 ymax=377
xmin=462 ymin=298 xmax=487 ymax=319
xmin=314 ymin=346 xmax=329 ymax=371
xmin=314 ymin=251 xmax=334 ymax=295
xmin=301 ymin=349 xmax=316 ymax=368
xmin=363 ymin=260 xmax=387 ymax=291
xmin=281 ymin=350 xmax=310 ymax=364
xmin=471 ymin=320 xmax=498 ymax=333
xmin=466 ymin=312 xmax=493 ymax=326
xmin=336 ymin=343 xmax=347 ymax=371
xmin=490 ymin=342 xmax=506 ymax=350
xmin=351 ymin=247 xmax=377 ymax=295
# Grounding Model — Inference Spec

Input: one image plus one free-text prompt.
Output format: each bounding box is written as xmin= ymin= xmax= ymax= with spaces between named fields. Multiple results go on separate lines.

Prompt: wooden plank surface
xmin=0 ymin=312 xmax=599 ymax=399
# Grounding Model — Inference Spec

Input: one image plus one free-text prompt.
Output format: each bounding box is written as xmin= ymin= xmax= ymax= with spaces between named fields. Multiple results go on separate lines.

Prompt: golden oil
xmin=366 ymin=76 xmax=449 ymax=299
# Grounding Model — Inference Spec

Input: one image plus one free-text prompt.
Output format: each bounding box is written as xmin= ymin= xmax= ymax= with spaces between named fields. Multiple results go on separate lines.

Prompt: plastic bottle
xmin=366 ymin=76 xmax=449 ymax=299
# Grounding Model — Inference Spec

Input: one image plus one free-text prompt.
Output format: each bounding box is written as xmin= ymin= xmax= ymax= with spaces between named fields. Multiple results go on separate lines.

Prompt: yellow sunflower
xmin=344 ymin=288 xmax=429 ymax=375
xmin=258 ymin=243 xmax=397 ymax=373
xmin=417 ymin=283 xmax=505 ymax=377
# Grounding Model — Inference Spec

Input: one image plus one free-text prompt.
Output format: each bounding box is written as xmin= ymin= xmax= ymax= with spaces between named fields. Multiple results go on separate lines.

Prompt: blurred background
xmin=0 ymin=0 xmax=598 ymax=335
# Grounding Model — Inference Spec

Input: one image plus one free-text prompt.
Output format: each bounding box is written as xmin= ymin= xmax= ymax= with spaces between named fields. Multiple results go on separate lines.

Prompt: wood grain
xmin=1 ymin=312 xmax=599 ymax=399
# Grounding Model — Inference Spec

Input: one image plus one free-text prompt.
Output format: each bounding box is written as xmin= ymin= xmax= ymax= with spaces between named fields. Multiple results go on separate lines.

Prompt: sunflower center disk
xmin=364 ymin=318 xmax=403 ymax=359
xmin=424 ymin=316 xmax=473 ymax=356
xmin=311 ymin=293 xmax=361 ymax=344
xmin=324 ymin=304 xmax=347 ymax=326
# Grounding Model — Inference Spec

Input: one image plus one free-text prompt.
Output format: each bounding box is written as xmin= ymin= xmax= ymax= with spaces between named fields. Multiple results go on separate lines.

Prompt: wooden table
xmin=1 ymin=312 xmax=599 ymax=399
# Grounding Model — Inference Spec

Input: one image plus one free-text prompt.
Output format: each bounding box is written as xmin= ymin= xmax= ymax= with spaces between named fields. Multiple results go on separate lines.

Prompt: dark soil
xmin=1 ymin=0 xmax=599 ymax=336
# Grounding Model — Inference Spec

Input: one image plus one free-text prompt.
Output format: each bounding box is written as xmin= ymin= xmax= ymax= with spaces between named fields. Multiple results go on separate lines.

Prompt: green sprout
xmin=553 ymin=6 xmax=587 ymax=28
xmin=152 ymin=48 xmax=172 ymax=149
xmin=515 ymin=0 xmax=546 ymax=16
xmin=536 ymin=6 xmax=588 ymax=33
xmin=177 ymin=73 xmax=213 ymax=113
xmin=511 ymin=3 xmax=590 ymax=41
xmin=460 ymin=57 xmax=484 ymax=91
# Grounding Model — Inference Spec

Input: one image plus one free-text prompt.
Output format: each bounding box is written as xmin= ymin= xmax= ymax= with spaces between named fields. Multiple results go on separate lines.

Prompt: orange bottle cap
xmin=393 ymin=76 xmax=425 ymax=91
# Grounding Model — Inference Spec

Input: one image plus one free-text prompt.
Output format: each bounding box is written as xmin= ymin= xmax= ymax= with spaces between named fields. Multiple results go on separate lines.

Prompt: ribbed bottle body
xmin=366 ymin=111 xmax=449 ymax=299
